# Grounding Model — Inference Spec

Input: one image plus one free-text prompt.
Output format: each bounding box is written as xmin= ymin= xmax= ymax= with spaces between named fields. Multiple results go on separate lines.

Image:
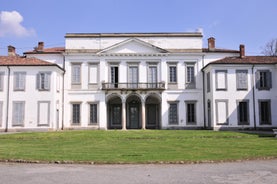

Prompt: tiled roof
xmin=24 ymin=47 xmax=65 ymax=54
xmin=0 ymin=56 xmax=63 ymax=70
xmin=202 ymin=56 xmax=277 ymax=71
xmin=210 ymin=56 xmax=277 ymax=64
xmin=202 ymin=48 xmax=239 ymax=53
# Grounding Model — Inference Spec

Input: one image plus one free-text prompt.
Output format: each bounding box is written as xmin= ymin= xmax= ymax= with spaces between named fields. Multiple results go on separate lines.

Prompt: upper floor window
xmin=148 ymin=65 xmax=157 ymax=88
xmin=168 ymin=65 xmax=177 ymax=83
xmin=88 ymin=64 xmax=98 ymax=84
xmin=236 ymin=70 xmax=248 ymax=90
xmin=215 ymin=70 xmax=227 ymax=91
xmin=0 ymin=72 xmax=4 ymax=91
xmin=37 ymin=72 xmax=51 ymax=91
xmin=207 ymin=72 xmax=210 ymax=93
xmin=14 ymin=72 xmax=26 ymax=91
xmin=256 ymin=70 xmax=272 ymax=90
xmin=185 ymin=64 xmax=195 ymax=89
xmin=71 ymin=64 xmax=81 ymax=84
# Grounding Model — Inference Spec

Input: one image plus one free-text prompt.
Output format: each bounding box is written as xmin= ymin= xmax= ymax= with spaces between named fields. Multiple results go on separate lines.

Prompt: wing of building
xmin=0 ymin=33 xmax=276 ymax=131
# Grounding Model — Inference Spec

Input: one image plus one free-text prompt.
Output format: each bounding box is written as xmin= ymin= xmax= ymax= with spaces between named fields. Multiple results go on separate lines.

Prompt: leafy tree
xmin=262 ymin=38 xmax=277 ymax=56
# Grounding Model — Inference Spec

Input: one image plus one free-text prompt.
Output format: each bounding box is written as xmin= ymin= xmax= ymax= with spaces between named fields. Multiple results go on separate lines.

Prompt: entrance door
xmin=129 ymin=105 xmax=139 ymax=129
xmin=146 ymin=104 xmax=159 ymax=129
xmin=110 ymin=105 xmax=122 ymax=129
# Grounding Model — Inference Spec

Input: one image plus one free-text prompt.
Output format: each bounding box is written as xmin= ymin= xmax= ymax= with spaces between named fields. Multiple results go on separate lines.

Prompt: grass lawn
xmin=0 ymin=130 xmax=276 ymax=164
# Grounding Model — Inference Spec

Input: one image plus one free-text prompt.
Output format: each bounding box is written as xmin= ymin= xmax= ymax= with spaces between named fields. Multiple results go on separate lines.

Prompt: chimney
xmin=8 ymin=45 xmax=17 ymax=56
xmin=208 ymin=37 xmax=215 ymax=50
xmin=37 ymin=42 xmax=44 ymax=51
xmin=239 ymin=44 xmax=245 ymax=58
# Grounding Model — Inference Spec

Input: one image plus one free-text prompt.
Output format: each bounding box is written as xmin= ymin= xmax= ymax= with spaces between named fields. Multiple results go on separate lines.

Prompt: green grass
xmin=0 ymin=130 xmax=276 ymax=164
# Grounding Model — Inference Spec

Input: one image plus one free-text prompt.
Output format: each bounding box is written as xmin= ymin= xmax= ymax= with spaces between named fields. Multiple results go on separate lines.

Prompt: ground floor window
xmin=168 ymin=102 xmax=178 ymax=125
xmin=89 ymin=103 xmax=98 ymax=124
xmin=186 ymin=101 xmax=196 ymax=125
xmin=72 ymin=103 xmax=81 ymax=124
xmin=237 ymin=100 xmax=249 ymax=125
xmin=259 ymin=100 xmax=271 ymax=125
xmin=12 ymin=101 xmax=25 ymax=126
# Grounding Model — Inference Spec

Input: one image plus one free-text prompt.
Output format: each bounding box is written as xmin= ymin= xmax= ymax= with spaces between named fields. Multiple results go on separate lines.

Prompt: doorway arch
xmin=145 ymin=94 xmax=161 ymax=129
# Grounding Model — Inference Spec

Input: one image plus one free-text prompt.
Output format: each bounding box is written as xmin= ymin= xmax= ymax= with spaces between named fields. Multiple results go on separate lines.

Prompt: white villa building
xmin=0 ymin=32 xmax=276 ymax=131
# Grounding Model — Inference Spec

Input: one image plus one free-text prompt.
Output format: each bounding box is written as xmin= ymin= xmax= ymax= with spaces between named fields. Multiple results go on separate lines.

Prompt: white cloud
xmin=0 ymin=11 xmax=36 ymax=37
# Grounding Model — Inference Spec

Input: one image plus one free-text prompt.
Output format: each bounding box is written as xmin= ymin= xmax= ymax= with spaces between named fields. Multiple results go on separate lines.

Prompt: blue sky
xmin=0 ymin=0 xmax=276 ymax=55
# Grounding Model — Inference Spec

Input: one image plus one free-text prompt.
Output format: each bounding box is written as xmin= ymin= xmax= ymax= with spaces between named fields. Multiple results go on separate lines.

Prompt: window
xmin=168 ymin=102 xmax=178 ymax=125
xmin=186 ymin=101 xmax=196 ymax=124
xmin=12 ymin=101 xmax=25 ymax=126
xmin=148 ymin=65 xmax=157 ymax=88
xmin=110 ymin=66 xmax=119 ymax=88
xmin=128 ymin=66 xmax=138 ymax=88
xmin=72 ymin=64 xmax=81 ymax=84
xmin=207 ymin=72 xmax=210 ymax=92
xmin=237 ymin=100 xmax=249 ymax=125
xmin=236 ymin=70 xmax=248 ymax=90
xmin=215 ymin=100 xmax=228 ymax=125
xmin=259 ymin=100 xmax=271 ymax=125
xmin=37 ymin=101 xmax=50 ymax=126
xmin=72 ymin=103 xmax=81 ymax=124
xmin=37 ymin=72 xmax=51 ymax=91
xmin=185 ymin=64 xmax=195 ymax=89
xmin=0 ymin=72 xmax=4 ymax=91
xmin=89 ymin=103 xmax=98 ymax=124
xmin=168 ymin=65 xmax=177 ymax=83
xmin=88 ymin=64 xmax=98 ymax=84
xmin=14 ymin=72 xmax=26 ymax=91
xmin=215 ymin=70 xmax=227 ymax=90
xmin=0 ymin=102 xmax=2 ymax=126
xmin=256 ymin=70 xmax=272 ymax=90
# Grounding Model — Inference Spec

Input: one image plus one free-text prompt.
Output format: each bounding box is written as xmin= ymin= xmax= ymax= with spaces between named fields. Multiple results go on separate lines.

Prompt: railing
xmin=102 ymin=82 xmax=165 ymax=90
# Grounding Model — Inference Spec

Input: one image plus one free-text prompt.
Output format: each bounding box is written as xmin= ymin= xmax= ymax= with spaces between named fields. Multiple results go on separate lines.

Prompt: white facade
xmin=1 ymin=32 xmax=276 ymax=131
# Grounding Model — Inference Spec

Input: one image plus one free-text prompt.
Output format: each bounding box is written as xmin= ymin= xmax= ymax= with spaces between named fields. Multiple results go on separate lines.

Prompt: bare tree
xmin=262 ymin=38 xmax=277 ymax=56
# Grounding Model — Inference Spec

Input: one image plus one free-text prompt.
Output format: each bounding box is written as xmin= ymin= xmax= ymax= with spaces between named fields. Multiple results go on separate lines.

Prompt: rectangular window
xmin=186 ymin=101 xmax=196 ymax=124
xmin=207 ymin=72 xmax=210 ymax=92
xmin=236 ymin=70 xmax=248 ymax=90
xmin=89 ymin=103 xmax=98 ymax=124
xmin=14 ymin=72 xmax=26 ymax=91
xmin=185 ymin=64 xmax=195 ymax=89
xmin=89 ymin=64 xmax=98 ymax=84
xmin=128 ymin=66 xmax=138 ymax=88
xmin=148 ymin=66 xmax=157 ymax=88
xmin=259 ymin=100 xmax=271 ymax=125
xmin=110 ymin=66 xmax=119 ymax=88
xmin=237 ymin=100 xmax=249 ymax=125
xmin=37 ymin=72 xmax=51 ymax=91
xmin=12 ymin=101 xmax=25 ymax=126
xmin=72 ymin=103 xmax=81 ymax=124
xmin=256 ymin=70 xmax=272 ymax=90
xmin=0 ymin=72 xmax=4 ymax=91
xmin=169 ymin=66 xmax=177 ymax=83
xmin=215 ymin=100 xmax=228 ymax=125
xmin=0 ymin=102 xmax=2 ymax=126
xmin=168 ymin=102 xmax=178 ymax=125
xmin=37 ymin=101 xmax=50 ymax=126
xmin=216 ymin=70 xmax=227 ymax=90
xmin=71 ymin=64 xmax=81 ymax=84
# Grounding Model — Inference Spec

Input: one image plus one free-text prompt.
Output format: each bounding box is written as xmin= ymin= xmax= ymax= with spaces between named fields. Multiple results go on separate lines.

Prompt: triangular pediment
xmin=98 ymin=38 xmax=168 ymax=54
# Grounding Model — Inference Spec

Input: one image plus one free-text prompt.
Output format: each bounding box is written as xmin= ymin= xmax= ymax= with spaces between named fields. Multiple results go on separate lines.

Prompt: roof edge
xmin=65 ymin=32 xmax=203 ymax=38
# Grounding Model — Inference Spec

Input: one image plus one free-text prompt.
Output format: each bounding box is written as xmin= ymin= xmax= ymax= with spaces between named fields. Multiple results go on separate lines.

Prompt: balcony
xmin=102 ymin=82 xmax=165 ymax=91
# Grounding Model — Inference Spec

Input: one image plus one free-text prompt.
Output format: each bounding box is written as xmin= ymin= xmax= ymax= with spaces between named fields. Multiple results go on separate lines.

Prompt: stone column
xmin=142 ymin=101 xmax=146 ymax=130
xmin=122 ymin=100 xmax=126 ymax=130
